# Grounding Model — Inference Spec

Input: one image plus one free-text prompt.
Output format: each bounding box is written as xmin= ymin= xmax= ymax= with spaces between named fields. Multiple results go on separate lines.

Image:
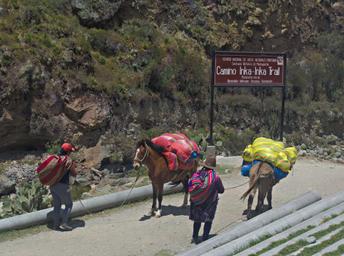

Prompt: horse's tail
xmin=240 ymin=161 xmax=264 ymax=200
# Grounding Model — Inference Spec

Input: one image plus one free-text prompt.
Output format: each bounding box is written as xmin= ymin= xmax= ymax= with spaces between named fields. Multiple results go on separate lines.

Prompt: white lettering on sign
xmin=239 ymin=67 xmax=252 ymax=75
xmin=269 ymin=67 xmax=280 ymax=75
xmin=254 ymin=67 xmax=267 ymax=75
xmin=216 ymin=66 xmax=237 ymax=75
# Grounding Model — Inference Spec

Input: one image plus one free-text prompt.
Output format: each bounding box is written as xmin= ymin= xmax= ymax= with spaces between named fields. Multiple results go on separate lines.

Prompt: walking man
xmin=50 ymin=143 xmax=77 ymax=231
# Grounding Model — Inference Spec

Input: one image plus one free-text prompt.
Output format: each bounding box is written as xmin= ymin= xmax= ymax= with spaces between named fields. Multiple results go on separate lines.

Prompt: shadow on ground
xmin=46 ymin=213 xmax=86 ymax=232
xmin=139 ymin=205 xmax=189 ymax=221
xmin=243 ymin=204 xmax=272 ymax=219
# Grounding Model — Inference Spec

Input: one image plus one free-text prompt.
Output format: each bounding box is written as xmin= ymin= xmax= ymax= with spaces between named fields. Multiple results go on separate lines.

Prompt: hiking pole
xmin=224 ymin=181 xmax=249 ymax=191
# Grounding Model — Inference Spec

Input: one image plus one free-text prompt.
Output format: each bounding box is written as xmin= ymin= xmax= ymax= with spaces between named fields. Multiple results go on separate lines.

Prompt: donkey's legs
xmin=245 ymin=187 xmax=257 ymax=220
xmin=155 ymin=182 xmax=164 ymax=218
xmin=182 ymin=176 xmax=189 ymax=207
xmin=267 ymin=187 xmax=273 ymax=210
xmin=256 ymin=187 xmax=266 ymax=213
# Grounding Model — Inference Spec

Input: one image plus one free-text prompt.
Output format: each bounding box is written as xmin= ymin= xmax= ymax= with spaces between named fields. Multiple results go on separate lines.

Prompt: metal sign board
xmin=213 ymin=52 xmax=286 ymax=87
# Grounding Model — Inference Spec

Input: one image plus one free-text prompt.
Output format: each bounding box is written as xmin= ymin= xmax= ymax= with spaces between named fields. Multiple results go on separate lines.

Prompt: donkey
xmin=133 ymin=139 xmax=198 ymax=217
xmin=241 ymin=161 xmax=275 ymax=220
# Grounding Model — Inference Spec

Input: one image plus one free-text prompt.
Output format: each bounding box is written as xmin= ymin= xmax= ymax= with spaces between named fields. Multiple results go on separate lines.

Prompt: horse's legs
xmin=182 ymin=176 xmax=189 ymax=207
xmin=155 ymin=182 xmax=164 ymax=218
xmin=149 ymin=183 xmax=157 ymax=216
xmin=267 ymin=187 xmax=273 ymax=210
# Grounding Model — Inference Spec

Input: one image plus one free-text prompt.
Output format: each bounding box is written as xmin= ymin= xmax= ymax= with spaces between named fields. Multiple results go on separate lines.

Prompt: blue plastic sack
xmin=241 ymin=160 xmax=288 ymax=181
xmin=274 ymin=167 xmax=288 ymax=181
xmin=241 ymin=163 xmax=252 ymax=177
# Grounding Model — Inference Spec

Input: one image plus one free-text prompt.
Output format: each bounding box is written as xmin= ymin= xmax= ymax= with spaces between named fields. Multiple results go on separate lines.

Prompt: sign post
xmin=209 ymin=51 xmax=287 ymax=143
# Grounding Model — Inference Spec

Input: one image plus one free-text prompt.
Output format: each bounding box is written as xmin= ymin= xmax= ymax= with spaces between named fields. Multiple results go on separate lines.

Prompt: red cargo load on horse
xmin=152 ymin=133 xmax=200 ymax=171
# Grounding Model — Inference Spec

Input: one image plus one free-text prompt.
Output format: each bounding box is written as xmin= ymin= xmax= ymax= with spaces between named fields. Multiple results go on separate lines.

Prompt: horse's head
xmin=133 ymin=139 xmax=150 ymax=170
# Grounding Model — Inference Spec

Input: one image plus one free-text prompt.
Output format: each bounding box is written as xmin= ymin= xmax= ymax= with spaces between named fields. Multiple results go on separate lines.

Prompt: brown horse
xmin=241 ymin=161 xmax=275 ymax=220
xmin=133 ymin=139 xmax=198 ymax=217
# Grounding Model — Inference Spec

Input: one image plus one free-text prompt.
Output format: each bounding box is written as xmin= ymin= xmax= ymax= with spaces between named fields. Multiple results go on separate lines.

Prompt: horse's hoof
xmin=155 ymin=210 xmax=161 ymax=218
xmin=247 ymin=212 xmax=254 ymax=220
xmin=147 ymin=209 xmax=155 ymax=216
xmin=255 ymin=209 xmax=263 ymax=214
xmin=242 ymin=209 xmax=248 ymax=215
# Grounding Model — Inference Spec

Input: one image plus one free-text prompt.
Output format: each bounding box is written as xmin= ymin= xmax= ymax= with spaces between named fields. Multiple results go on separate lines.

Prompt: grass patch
xmin=276 ymin=239 xmax=309 ymax=255
xmin=323 ymin=244 xmax=344 ymax=256
xmin=321 ymin=213 xmax=340 ymax=224
xmin=312 ymin=221 xmax=344 ymax=239
xmin=301 ymin=228 xmax=344 ymax=255
xmin=255 ymin=225 xmax=315 ymax=255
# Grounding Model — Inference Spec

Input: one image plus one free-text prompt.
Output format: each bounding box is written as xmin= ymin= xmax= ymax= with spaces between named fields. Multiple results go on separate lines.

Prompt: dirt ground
xmin=1 ymin=157 xmax=344 ymax=256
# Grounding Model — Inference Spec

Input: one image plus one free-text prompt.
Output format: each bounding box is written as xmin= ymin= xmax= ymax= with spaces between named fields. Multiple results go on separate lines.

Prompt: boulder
xmin=64 ymin=95 xmax=111 ymax=128
xmin=83 ymin=141 xmax=112 ymax=169
xmin=71 ymin=0 xmax=124 ymax=26
xmin=5 ymin=163 xmax=36 ymax=183
xmin=0 ymin=175 xmax=15 ymax=196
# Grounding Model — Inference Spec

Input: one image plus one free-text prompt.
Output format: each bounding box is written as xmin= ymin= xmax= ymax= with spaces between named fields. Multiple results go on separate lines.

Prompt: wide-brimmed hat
xmin=200 ymin=146 xmax=216 ymax=169
xmin=200 ymin=157 xmax=216 ymax=169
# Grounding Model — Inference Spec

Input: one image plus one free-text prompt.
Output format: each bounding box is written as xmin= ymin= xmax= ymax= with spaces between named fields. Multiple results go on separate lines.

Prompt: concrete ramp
xmin=178 ymin=189 xmax=344 ymax=256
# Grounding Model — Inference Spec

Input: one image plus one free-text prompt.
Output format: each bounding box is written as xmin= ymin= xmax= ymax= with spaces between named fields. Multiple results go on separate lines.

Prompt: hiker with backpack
xmin=36 ymin=143 xmax=78 ymax=231
xmin=188 ymin=148 xmax=224 ymax=244
xmin=49 ymin=143 xmax=78 ymax=231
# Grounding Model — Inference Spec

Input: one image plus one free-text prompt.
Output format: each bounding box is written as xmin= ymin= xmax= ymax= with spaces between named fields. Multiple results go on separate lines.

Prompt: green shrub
xmin=0 ymin=180 xmax=51 ymax=219
xmin=46 ymin=141 xmax=60 ymax=154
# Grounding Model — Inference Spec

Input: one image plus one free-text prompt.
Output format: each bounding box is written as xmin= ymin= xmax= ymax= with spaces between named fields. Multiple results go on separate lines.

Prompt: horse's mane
xmin=136 ymin=139 xmax=165 ymax=155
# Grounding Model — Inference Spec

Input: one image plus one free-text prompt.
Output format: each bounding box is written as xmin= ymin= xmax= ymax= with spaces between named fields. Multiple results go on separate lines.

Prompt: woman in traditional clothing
xmin=188 ymin=150 xmax=224 ymax=244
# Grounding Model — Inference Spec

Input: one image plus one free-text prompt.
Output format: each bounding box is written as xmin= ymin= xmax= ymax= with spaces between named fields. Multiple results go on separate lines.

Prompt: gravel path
xmin=1 ymin=158 xmax=344 ymax=256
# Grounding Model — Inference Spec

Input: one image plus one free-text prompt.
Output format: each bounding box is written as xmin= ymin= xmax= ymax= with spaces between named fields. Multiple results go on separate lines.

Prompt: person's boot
xmin=191 ymin=236 xmax=199 ymax=244
xmin=192 ymin=222 xmax=201 ymax=244
xmin=202 ymin=222 xmax=212 ymax=241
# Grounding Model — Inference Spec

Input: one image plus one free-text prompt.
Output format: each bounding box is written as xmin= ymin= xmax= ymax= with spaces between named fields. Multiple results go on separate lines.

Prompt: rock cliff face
xmin=0 ymin=0 xmax=344 ymax=170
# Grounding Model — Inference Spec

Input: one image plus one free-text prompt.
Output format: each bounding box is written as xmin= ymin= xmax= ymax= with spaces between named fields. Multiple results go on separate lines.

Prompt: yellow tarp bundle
xmin=252 ymin=137 xmax=284 ymax=165
xmin=284 ymin=147 xmax=298 ymax=165
xmin=275 ymin=151 xmax=291 ymax=171
xmin=242 ymin=137 xmax=298 ymax=173
xmin=243 ymin=144 xmax=254 ymax=162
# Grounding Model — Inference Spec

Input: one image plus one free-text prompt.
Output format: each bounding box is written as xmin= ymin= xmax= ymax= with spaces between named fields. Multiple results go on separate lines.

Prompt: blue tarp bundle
xmin=241 ymin=160 xmax=288 ymax=181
